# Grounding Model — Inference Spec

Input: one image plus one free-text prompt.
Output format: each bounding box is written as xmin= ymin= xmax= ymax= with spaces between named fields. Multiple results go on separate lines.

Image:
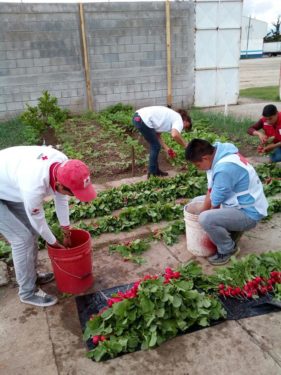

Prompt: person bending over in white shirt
xmin=0 ymin=145 xmax=96 ymax=307
xmin=132 ymin=106 xmax=192 ymax=178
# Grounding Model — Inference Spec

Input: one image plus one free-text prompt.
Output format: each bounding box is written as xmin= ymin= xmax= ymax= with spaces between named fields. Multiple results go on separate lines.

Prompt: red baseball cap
xmin=56 ymin=160 xmax=97 ymax=202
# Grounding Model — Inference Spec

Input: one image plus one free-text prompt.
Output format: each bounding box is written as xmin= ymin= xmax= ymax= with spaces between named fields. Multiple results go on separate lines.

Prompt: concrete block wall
xmin=0 ymin=3 xmax=87 ymax=119
xmin=0 ymin=2 xmax=195 ymax=120
xmin=85 ymin=2 xmax=194 ymax=110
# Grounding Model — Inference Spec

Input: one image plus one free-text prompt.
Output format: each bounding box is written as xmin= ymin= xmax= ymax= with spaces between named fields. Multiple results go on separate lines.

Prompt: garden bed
xmin=57 ymin=116 xmax=172 ymax=183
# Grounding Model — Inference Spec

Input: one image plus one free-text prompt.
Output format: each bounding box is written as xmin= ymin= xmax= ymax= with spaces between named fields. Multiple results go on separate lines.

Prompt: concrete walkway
xmin=203 ymin=97 xmax=281 ymax=121
xmin=1 ymin=171 xmax=281 ymax=375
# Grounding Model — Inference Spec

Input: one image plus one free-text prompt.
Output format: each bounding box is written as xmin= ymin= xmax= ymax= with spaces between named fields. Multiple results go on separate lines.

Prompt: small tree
xmin=20 ymin=91 xmax=68 ymax=144
xmin=264 ymin=15 xmax=281 ymax=42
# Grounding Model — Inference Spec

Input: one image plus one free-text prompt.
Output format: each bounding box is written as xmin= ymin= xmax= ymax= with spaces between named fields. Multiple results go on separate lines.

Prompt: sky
xmin=243 ymin=0 xmax=281 ymax=30
xmin=0 ymin=0 xmax=280 ymax=30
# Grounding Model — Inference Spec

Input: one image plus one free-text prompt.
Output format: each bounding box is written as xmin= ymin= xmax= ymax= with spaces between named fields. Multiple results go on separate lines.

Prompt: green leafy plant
xmin=84 ymin=252 xmax=281 ymax=361
xmin=20 ymin=90 xmax=68 ymax=143
xmin=44 ymin=172 xmax=205 ymax=223
xmin=153 ymin=220 xmax=185 ymax=246
xmin=84 ymin=262 xmax=226 ymax=361
xmin=109 ymin=239 xmax=149 ymax=264
xmin=204 ymin=252 xmax=281 ymax=301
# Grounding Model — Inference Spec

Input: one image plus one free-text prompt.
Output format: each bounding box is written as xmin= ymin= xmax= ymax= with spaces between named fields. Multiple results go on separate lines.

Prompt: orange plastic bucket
xmin=47 ymin=229 xmax=93 ymax=294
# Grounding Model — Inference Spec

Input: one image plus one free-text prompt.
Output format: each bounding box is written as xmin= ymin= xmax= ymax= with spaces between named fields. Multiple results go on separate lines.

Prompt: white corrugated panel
xmin=196 ymin=29 xmax=241 ymax=69
xmin=195 ymin=0 xmax=242 ymax=107
xmin=195 ymin=68 xmax=239 ymax=106
xmin=196 ymin=3 xmax=219 ymax=28
xmin=217 ymin=29 xmax=241 ymax=66
xmin=216 ymin=68 xmax=239 ymax=104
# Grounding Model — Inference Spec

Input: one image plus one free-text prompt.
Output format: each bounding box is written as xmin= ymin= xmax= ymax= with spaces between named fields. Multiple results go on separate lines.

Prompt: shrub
xmin=20 ymin=91 xmax=68 ymax=143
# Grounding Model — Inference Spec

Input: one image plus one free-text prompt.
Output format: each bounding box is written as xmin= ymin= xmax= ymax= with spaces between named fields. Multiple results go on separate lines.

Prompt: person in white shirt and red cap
xmin=0 ymin=145 xmax=97 ymax=307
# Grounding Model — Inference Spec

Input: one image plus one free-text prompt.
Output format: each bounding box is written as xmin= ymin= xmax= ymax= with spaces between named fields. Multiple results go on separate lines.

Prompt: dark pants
xmin=270 ymin=146 xmax=281 ymax=162
xmin=132 ymin=113 xmax=161 ymax=174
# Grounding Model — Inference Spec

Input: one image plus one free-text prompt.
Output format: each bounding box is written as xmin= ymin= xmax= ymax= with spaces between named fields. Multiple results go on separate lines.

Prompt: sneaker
xmin=157 ymin=169 xmax=169 ymax=177
xmin=208 ymin=246 xmax=240 ymax=266
xmin=20 ymin=288 xmax=58 ymax=307
xmin=36 ymin=272 xmax=54 ymax=285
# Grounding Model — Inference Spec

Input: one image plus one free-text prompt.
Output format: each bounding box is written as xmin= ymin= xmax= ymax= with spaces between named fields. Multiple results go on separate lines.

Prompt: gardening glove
xmin=167 ymin=148 xmax=177 ymax=159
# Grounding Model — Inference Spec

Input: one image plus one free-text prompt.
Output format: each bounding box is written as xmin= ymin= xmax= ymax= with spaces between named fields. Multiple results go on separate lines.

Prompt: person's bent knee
xmin=198 ymin=210 xmax=212 ymax=229
xmin=10 ymin=231 xmax=35 ymax=248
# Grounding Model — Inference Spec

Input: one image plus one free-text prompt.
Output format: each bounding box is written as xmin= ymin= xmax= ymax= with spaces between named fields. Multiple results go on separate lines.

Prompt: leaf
xmin=198 ymin=317 xmax=209 ymax=327
xmin=92 ymin=345 xmax=108 ymax=362
xmin=112 ymin=300 xmax=129 ymax=317
xmin=156 ymin=308 xmax=165 ymax=318
xmin=101 ymin=309 xmax=113 ymax=320
xmin=177 ymin=319 xmax=188 ymax=331
xmin=127 ymin=335 xmax=139 ymax=350
xmin=176 ymin=280 xmax=193 ymax=291
xmin=109 ymin=341 xmax=123 ymax=354
xmin=140 ymin=298 xmax=154 ymax=313
xmin=146 ymin=314 xmax=155 ymax=327
xmin=149 ymin=331 xmax=157 ymax=347
xmin=202 ymin=298 xmax=212 ymax=308
xmin=173 ymin=295 xmax=182 ymax=308
xmin=83 ymin=325 xmax=93 ymax=340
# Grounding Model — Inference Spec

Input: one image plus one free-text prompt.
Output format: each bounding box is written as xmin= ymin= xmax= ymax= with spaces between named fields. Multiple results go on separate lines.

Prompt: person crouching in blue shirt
xmin=185 ymin=139 xmax=268 ymax=266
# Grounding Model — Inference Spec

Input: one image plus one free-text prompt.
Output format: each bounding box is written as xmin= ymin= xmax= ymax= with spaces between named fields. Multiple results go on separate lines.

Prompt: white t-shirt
xmin=0 ymin=145 xmax=69 ymax=244
xmin=137 ymin=106 xmax=184 ymax=133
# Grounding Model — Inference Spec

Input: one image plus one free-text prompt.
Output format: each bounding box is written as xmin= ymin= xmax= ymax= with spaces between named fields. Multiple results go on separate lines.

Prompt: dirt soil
xmin=51 ymin=118 xmax=179 ymax=184
xmin=228 ymin=134 xmax=259 ymax=157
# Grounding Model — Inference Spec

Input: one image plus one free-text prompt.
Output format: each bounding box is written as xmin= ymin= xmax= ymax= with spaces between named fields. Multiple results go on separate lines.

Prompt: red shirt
xmin=247 ymin=112 xmax=281 ymax=143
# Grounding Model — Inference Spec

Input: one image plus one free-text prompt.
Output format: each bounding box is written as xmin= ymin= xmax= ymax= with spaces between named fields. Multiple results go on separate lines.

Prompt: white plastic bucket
xmin=184 ymin=202 xmax=217 ymax=257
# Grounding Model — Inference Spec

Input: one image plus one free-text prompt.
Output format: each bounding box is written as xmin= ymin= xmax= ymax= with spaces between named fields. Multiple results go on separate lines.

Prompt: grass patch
xmin=190 ymin=109 xmax=253 ymax=140
xmin=190 ymin=109 xmax=259 ymax=154
xmin=240 ymin=86 xmax=280 ymax=101
xmin=0 ymin=118 xmax=28 ymax=150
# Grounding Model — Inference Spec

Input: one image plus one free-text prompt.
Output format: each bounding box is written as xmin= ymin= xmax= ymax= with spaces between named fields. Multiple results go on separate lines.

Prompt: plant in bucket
xmin=47 ymin=228 xmax=93 ymax=294
xmin=184 ymin=201 xmax=216 ymax=257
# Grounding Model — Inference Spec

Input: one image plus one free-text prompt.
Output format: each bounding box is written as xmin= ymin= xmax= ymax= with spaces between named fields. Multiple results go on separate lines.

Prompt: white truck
xmin=263 ymin=41 xmax=281 ymax=57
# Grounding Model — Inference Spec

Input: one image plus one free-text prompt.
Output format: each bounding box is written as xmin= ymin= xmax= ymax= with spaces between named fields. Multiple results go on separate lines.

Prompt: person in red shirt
xmin=247 ymin=104 xmax=281 ymax=162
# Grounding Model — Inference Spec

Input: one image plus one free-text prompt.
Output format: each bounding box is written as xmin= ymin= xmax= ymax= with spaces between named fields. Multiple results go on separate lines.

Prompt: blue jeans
xmin=270 ymin=146 xmax=281 ymax=162
xmin=132 ymin=113 xmax=161 ymax=174
xmin=199 ymin=207 xmax=257 ymax=254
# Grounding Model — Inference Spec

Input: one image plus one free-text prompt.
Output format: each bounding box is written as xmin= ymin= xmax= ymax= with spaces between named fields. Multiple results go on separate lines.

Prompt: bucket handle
xmin=52 ymin=259 xmax=92 ymax=280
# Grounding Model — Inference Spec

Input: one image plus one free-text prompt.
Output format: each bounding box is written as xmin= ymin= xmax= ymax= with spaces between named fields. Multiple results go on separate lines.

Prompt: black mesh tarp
xmin=75 ymin=282 xmax=281 ymax=352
